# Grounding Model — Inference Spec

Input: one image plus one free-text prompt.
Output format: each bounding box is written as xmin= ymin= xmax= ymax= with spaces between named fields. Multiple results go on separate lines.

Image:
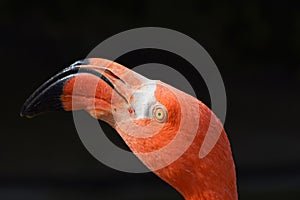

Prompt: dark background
xmin=1 ymin=1 xmax=300 ymax=199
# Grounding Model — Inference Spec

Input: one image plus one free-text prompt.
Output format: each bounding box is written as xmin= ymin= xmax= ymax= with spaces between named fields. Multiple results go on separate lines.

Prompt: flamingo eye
xmin=153 ymin=105 xmax=167 ymax=123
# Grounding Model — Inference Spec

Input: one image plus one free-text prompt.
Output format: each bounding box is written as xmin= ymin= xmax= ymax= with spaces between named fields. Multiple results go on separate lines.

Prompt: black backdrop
xmin=1 ymin=1 xmax=300 ymax=199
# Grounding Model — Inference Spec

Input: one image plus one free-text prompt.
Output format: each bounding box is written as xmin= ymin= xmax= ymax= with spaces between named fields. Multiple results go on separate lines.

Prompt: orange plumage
xmin=21 ymin=58 xmax=238 ymax=200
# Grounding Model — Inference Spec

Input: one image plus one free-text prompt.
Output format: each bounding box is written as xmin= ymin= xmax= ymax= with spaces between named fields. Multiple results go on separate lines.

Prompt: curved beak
xmin=20 ymin=59 xmax=135 ymax=120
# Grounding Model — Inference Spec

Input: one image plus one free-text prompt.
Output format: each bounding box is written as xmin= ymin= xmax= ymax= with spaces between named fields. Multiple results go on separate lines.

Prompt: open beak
xmin=20 ymin=59 xmax=136 ymax=120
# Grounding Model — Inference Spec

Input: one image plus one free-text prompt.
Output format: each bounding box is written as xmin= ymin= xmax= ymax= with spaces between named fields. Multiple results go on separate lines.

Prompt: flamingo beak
xmin=20 ymin=59 xmax=130 ymax=120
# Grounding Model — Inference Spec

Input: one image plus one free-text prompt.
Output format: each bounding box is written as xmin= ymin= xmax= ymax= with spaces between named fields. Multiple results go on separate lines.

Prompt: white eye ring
xmin=152 ymin=105 xmax=167 ymax=123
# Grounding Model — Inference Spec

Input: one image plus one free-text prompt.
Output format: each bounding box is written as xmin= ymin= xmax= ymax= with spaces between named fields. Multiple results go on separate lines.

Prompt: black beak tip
xmin=20 ymin=94 xmax=65 ymax=119
xmin=19 ymin=58 xmax=97 ymax=119
xmin=20 ymin=112 xmax=34 ymax=118
xmin=20 ymin=108 xmax=29 ymax=118
xmin=20 ymin=103 xmax=36 ymax=118
xmin=20 ymin=72 xmax=70 ymax=119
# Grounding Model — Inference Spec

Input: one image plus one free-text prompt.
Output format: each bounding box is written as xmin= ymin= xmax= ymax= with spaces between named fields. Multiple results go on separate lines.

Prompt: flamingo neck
xmin=154 ymin=103 xmax=238 ymax=200
xmin=115 ymin=94 xmax=238 ymax=199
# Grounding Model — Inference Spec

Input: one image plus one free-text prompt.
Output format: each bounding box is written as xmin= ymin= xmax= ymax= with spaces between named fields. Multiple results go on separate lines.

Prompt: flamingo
xmin=21 ymin=58 xmax=238 ymax=200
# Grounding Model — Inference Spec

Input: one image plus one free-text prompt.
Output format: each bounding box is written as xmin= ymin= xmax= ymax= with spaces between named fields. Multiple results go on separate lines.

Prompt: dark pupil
xmin=158 ymin=112 xmax=161 ymax=116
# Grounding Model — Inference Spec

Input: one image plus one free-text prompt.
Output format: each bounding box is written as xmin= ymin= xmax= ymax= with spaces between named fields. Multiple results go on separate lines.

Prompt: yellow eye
xmin=153 ymin=105 xmax=167 ymax=123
